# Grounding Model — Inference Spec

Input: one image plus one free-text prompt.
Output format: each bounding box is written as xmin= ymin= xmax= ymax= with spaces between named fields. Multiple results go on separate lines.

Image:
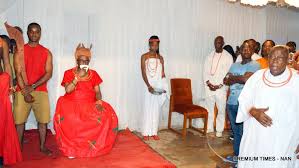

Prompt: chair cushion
xmin=174 ymin=104 xmax=207 ymax=114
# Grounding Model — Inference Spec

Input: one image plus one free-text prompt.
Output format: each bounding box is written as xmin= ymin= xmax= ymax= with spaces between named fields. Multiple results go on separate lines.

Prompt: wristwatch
xmin=32 ymin=83 xmax=37 ymax=90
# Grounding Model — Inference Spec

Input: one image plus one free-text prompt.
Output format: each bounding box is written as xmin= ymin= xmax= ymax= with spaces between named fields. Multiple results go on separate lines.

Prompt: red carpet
xmin=7 ymin=129 xmax=176 ymax=168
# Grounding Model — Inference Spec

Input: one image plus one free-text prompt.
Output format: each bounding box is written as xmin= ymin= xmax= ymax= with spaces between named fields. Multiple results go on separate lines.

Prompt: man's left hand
xmin=209 ymin=83 xmax=222 ymax=91
xmin=208 ymin=83 xmax=217 ymax=91
xmin=206 ymin=81 xmax=217 ymax=91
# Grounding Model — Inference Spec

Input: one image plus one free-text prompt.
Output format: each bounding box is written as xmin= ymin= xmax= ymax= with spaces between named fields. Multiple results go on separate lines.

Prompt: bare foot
xmin=152 ymin=135 xmax=160 ymax=140
xmin=40 ymin=147 xmax=52 ymax=156
xmin=143 ymin=136 xmax=149 ymax=141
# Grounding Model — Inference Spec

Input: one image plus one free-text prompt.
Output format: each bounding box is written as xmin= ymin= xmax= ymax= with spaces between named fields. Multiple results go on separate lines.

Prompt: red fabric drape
xmin=0 ymin=72 xmax=22 ymax=165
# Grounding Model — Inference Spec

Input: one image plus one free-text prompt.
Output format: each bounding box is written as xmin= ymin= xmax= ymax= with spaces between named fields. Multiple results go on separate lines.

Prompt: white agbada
xmin=203 ymin=50 xmax=233 ymax=132
xmin=142 ymin=57 xmax=168 ymax=136
xmin=236 ymin=53 xmax=261 ymax=62
xmin=237 ymin=68 xmax=299 ymax=168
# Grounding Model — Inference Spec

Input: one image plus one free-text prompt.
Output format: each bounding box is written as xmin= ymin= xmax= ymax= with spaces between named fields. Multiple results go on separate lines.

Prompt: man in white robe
xmin=237 ymin=45 xmax=299 ymax=168
xmin=236 ymin=39 xmax=261 ymax=62
xmin=203 ymin=36 xmax=233 ymax=137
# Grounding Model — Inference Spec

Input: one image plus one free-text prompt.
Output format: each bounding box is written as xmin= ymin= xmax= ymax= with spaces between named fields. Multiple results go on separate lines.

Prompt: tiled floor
xmin=136 ymin=129 xmax=236 ymax=168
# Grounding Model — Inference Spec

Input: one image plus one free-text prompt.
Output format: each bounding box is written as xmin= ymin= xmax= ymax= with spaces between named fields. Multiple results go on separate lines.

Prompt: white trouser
xmin=205 ymin=94 xmax=227 ymax=133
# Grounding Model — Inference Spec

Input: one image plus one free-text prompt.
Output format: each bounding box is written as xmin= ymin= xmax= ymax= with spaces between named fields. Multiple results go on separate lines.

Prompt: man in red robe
xmin=0 ymin=36 xmax=22 ymax=166
xmin=54 ymin=43 xmax=118 ymax=158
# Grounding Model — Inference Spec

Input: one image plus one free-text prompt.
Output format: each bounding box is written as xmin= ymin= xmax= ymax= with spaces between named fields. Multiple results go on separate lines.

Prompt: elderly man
xmin=203 ymin=36 xmax=233 ymax=137
xmin=54 ymin=44 xmax=118 ymax=158
xmin=237 ymin=45 xmax=299 ymax=168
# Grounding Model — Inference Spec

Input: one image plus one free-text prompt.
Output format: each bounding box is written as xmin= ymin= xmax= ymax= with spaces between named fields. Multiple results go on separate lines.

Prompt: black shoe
xmin=0 ymin=157 xmax=3 ymax=166
xmin=229 ymin=135 xmax=234 ymax=141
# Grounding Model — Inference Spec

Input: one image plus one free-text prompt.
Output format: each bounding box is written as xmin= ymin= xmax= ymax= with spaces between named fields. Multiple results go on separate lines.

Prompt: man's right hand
xmin=24 ymin=94 xmax=34 ymax=103
xmin=249 ymin=107 xmax=272 ymax=127
xmin=22 ymin=85 xmax=34 ymax=95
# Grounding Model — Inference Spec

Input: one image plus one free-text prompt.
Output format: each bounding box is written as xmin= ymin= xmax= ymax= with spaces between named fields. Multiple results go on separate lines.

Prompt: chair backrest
xmin=170 ymin=78 xmax=193 ymax=105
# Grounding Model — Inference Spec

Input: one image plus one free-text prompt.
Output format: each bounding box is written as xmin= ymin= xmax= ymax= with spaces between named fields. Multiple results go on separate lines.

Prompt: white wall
xmin=0 ymin=0 xmax=298 ymax=132
xmin=266 ymin=5 xmax=299 ymax=45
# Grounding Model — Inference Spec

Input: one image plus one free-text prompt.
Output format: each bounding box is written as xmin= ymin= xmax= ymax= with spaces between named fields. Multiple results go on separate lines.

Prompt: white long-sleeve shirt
xmin=203 ymin=50 xmax=233 ymax=97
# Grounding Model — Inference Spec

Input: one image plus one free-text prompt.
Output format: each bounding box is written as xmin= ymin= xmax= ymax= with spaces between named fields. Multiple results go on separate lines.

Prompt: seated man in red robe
xmin=54 ymin=43 xmax=118 ymax=159
xmin=0 ymin=37 xmax=22 ymax=166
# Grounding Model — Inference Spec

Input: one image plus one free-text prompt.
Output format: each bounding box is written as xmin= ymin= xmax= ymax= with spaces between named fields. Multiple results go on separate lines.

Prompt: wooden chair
xmin=168 ymin=78 xmax=208 ymax=138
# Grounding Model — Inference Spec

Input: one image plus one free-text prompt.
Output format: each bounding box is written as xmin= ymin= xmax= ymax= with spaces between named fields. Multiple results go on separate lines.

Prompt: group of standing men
xmin=203 ymin=36 xmax=299 ymax=167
